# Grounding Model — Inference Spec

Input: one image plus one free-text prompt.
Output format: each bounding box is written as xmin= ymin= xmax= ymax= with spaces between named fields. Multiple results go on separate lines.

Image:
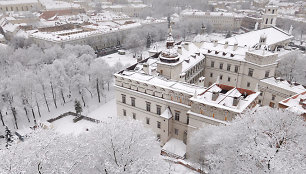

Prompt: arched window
xmin=271 ymin=18 xmax=273 ymax=24
xmin=265 ymin=18 xmax=268 ymax=24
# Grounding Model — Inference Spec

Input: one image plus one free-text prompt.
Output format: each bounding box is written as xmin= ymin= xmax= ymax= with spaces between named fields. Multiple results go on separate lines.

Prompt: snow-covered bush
xmin=0 ymin=119 xmax=166 ymax=174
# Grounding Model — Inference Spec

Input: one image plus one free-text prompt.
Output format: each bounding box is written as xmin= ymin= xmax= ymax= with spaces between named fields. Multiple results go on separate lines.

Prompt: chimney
xmin=299 ymin=98 xmax=305 ymax=105
xmin=233 ymin=97 xmax=239 ymax=106
xmin=212 ymin=92 xmax=219 ymax=101
xmin=233 ymin=43 xmax=238 ymax=51
xmin=183 ymin=42 xmax=189 ymax=51
xmin=224 ymin=41 xmax=228 ymax=49
xmin=143 ymin=63 xmax=149 ymax=74
xmin=213 ymin=40 xmax=218 ymax=47
xmin=177 ymin=46 xmax=182 ymax=54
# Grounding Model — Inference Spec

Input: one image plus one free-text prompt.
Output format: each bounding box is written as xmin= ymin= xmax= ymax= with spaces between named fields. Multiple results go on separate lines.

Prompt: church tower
xmin=261 ymin=4 xmax=278 ymax=29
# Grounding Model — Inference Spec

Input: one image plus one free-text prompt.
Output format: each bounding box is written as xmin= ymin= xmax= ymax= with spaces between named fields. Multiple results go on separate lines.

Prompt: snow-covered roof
xmin=260 ymin=77 xmax=306 ymax=94
xmin=119 ymin=70 xmax=206 ymax=96
xmin=279 ymin=91 xmax=306 ymax=115
xmin=160 ymin=107 xmax=172 ymax=119
xmin=220 ymin=27 xmax=293 ymax=48
xmin=162 ymin=138 xmax=186 ymax=158
xmin=191 ymin=84 xmax=260 ymax=113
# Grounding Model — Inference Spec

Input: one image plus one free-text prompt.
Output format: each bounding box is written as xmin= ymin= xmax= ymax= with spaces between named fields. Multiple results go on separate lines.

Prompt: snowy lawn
xmin=51 ymin=116 xmax=97 ymax=135
xmin=97 ymin=51 xmax=138 ymax=67
xmin=169 ymin=163 xmax=198 ymax=174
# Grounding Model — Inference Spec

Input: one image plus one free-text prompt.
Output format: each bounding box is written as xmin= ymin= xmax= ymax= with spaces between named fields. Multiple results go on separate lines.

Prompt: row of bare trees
xmin=0 ymin=44 xmax=123 ymax=130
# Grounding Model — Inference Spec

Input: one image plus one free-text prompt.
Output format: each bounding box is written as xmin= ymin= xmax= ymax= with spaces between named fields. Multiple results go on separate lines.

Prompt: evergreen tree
xmin=74 ymin=100 xmax=82 ymax=115
xmin=146 ymin=33 xmax=152 ymax=48
xmin=5 ymin=126 xmax=13 ymax=148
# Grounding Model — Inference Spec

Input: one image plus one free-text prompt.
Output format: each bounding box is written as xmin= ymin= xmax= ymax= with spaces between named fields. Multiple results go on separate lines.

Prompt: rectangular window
xmin=247 ymin=82 xmax=250 ymax=87
xmin=146 ymin=102 xmax=151 ymax=112
xmin=210 ymin=73 xmax=213 ymax=77
xmin=228 ymin=77 xmax=231 ymax=82
xmin=211 ymin=61 xmax=215 ymax=67
xmin=227 ymin=64 xmax=231 ymax=71
xmin=187 ymin=115 xmax=189 ymax=125
xmin=131 ymin=97 xmax=135 ymax=107
xmin=132 ymin=113 xmax=136 ymax=120
xmin=146 ymin=117 xmax=150 ymax=125
xmin=123 ymin=109 xmax=126 ymax=116
xmin=219 ymin=63 xmax=223 ymax=69
xmin=175 ymin=111 xmax=180 ymax=121
xmin=272 ymin=95 xmax=276 ymax=101
xmin=121 ymin=94 xmax=126 ymax=104
xmin=234 ymin=65 xmax=239 ymax=73
xmin=265 ymin=70 xmax=270 ymax=78
xmin=157 ymin=121 xmax=161 ymax=128
xmin=157 ymin=134 xmax=161 ymax=141
xmin=175 ymin=128 xmax=178 ymax=135
xmin=220 ymin=75 xmax=223 ymax=80
xmin=156 ymin=105 xmax=161 ymax=115
xmin=248 ymin=68 xmax=254 ymax=77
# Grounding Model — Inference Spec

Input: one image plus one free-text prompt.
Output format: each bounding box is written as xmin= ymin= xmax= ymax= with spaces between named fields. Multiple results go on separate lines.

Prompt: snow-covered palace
xmin=114 ymin=23 xmax=305 ymax=158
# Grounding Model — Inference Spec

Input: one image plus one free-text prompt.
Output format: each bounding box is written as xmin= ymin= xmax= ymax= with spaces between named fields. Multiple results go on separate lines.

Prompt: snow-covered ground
xmin=98 ymin=51 xmax=138 ymax=67
xmin=52 ymin=116 xmax=96 ymax=135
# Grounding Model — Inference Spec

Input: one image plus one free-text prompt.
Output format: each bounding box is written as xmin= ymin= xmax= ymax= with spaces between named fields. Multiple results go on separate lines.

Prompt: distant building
xmin=181 ymin=9 xmax=243 ymax=31
xmin=252 ymin=0 xmax=269 ymax=8
xmin=0 ymin=0 xmax=44 ymax=12
xmin=102 ymin=3 xmax=149 ymax=17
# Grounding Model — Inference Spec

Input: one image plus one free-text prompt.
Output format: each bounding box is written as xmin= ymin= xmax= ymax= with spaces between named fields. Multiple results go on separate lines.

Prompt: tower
xmin=157 ymin=26 xmax=182 ymax=80
xmin=261 ymin=4 xmax=278 ymax=29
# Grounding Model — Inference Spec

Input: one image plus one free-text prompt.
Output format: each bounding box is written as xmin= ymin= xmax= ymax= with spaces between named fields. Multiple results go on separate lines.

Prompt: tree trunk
xmin=11 ymin=107 xmax=18 ymax=129
xmin=0 ymin=110 xmax=5 ymax=126
xmin=50 ymin=82 xmax=57 ymax=108
xmin=42 ymin=85 xmax=50 ymax=112
xmin=81 ymin=95 xmax=86 ymax=107
xmin=24 ymin=107 xmax=30 ymax=123
xmin=36 ymin=100 xmax=41 ymax=118
xmin=108 ymin=81 xmax=110 ymax=91
xmin=31 ymin=108 xmax=37 ymax=125
xmin=61 ymin=89 xmax=66 ymax=104
xmin=102 ymin=80 xmax=105 ymax=90
xmin=97 ymin=78 xmax=101 ymax=103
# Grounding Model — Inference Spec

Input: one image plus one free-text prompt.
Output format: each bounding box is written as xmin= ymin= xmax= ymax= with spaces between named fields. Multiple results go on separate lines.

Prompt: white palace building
xmin=114 ymin=26 xmax=305 ymax=158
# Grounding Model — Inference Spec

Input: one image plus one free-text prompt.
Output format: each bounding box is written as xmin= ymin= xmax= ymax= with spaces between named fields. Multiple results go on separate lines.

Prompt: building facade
xmin=115 ymin=29 xmax=262 ymax=158
xmin=0 ymin=0 xmax=44 ymax=12
xmin=180 ymin=9 xmax=243 ymax=31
